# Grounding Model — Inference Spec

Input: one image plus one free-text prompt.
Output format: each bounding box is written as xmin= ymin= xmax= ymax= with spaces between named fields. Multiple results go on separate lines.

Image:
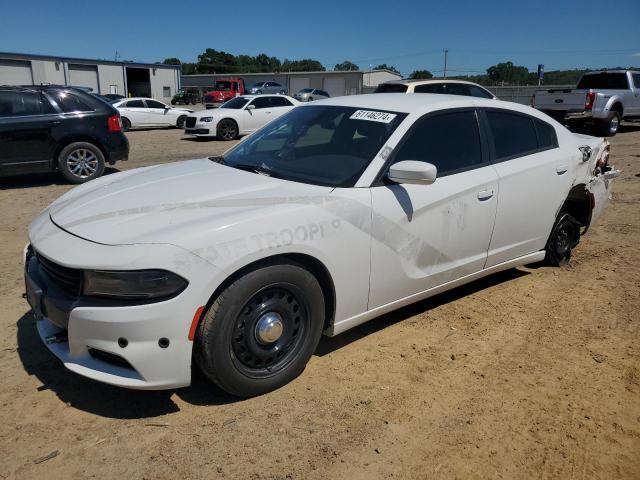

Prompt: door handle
xmin=556 ymin=165 xmax=568 ymax=175
xmin=477 ymin=189 xmax=495 ymax=201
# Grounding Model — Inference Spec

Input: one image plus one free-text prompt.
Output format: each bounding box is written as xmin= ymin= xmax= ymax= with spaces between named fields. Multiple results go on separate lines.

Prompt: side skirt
xmin=327 ymin=250 xmax=545 ymax=337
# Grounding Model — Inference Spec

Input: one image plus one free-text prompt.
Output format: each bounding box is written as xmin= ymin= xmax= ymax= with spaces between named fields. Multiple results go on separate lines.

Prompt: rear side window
xmin=394 ymin=110 xmax=483 ymax=176
xmin=577 ymin=73 xmax=629 ymax=90
xmin=469 ymin=85 xmax=494 ymax=99
xmin=52 ymin=91 xmax=94 ymax=113
xmin=534 ymin=119 xmax=558 ymax=149
xmin=445 ymin=84 xmax=470 ymax=96
xmin=485 ymin=111 xmax=538 ymax=160
xmin=126 ymin=100 xmax=145 ymax=108
xmin=374 ymin=83 xmax=408 ymax=93
xmin=414 ymin=83 xmax=445 ymax=94
xmin=0 ymin=91 xmax=55 ymax=117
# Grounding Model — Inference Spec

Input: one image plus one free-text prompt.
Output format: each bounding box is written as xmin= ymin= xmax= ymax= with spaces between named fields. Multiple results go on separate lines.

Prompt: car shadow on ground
xmin=619 ymin=123 xmax=640 ymax=133
xmin=15 ymin=267 xmax=532 ymax=417
xmin=0 ymin=167 xmax=121 ymax=190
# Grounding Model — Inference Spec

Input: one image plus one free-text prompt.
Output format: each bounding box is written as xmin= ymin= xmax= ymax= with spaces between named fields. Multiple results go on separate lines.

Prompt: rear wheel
xmin=176 ymin=115 xmax=187 ymax=129
xmin=216 ymin=118 xmax=238 ymax=140
xmin=597 ymin=111 xmax=620 ymax=137
xmin=57 ymin=142 xmax=105 ymax=184
xmin=121 ymin=117 xmax=131 ymax=132
xmin=195 ymin=263 xmax=325 ymax=397
xmin=545 ymin=213 xmax=580 ymax=266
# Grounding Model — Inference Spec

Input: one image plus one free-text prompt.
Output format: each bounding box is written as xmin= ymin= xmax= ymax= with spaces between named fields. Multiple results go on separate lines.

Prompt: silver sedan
xmin=248 ymin=81 xmax=287 ymax=95
xmin=293 ymin=88 xmax=330 ymax=102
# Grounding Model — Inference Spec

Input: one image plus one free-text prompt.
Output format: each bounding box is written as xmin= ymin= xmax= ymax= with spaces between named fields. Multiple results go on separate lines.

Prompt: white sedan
xmin=25 ymin=94 xmax=618 ymax=396
xmin=184 ymin=95 xmax=299 ymax=140
xmin=113 ymin=97 xmax=193 ymax=130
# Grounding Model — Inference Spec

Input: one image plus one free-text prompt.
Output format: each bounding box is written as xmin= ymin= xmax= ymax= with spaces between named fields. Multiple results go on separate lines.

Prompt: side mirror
xmin=246 ymin=104 xmax=255 ymax=110
xmin=387 ymin=160 xmax=437 ymax=185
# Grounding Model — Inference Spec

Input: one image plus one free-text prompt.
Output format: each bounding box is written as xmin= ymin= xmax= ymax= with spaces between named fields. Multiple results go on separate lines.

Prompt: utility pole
xmin=443 ymin=49 xmax=449 ymax=78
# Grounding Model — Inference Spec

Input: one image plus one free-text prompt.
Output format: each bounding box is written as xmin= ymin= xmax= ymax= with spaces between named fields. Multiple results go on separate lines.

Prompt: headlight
xmin=83 ymin=270 xmax=188 ymax=300
xmin=200 ymin=117 xmax=213 ymax=123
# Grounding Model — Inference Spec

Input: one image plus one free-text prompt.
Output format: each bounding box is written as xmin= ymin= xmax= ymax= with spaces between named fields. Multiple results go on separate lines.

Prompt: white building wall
xmin=363 ymin=70 xmax=402 ymax=87
xmin=97 ymin=64 xmax=126 ymax=96
xmin=150 ymin=67 xmax=179 ymax=101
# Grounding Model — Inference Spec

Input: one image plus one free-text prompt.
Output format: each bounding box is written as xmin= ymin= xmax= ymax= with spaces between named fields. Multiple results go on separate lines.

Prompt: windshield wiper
xmin=231 ymin=163 xmax=275 ymax=177
xmin=209 ymin=155 xmax=226 ymax=164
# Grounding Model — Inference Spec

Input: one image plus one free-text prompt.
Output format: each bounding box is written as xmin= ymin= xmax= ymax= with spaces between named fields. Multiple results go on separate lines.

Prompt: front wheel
xmin=216 ymin=118 xmax=238 ymax=140
xmin=545 ymin=213 xmax=580 ymax=266
xmin=176 ymin=115 xmax=187 ymax=129
xmin=195 ymin=263 xmax=325 ymax=397
xmin=57 ymin=142 xmax=105 ymax=184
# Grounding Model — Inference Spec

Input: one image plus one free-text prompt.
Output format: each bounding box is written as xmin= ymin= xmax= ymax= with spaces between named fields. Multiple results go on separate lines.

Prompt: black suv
xmin=0 ymin=85 xmax=129 ymax=183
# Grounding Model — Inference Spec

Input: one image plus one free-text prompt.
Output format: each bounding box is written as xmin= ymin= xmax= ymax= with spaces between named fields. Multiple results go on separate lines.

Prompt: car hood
xmin=48 ymin=158 xmax=333 ymax=246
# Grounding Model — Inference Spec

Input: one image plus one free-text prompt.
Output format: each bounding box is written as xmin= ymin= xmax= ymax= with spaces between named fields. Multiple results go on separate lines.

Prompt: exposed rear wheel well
xmin=559 ymin=184 xmax=592 ymax=232
xmin=205 ymin=254 xmax=336 ymax=331
xmin=610 ymin=102 xmax=623 ymax=116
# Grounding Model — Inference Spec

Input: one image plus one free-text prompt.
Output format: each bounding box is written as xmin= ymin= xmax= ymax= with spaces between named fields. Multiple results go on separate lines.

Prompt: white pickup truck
xmin=532 ymin=70 xmax=640 ymax=137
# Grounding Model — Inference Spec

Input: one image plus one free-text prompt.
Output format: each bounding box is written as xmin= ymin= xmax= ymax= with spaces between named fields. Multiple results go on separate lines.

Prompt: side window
xmin=633 ymin=74 xmax=640 ymax=89
xmin=394 ymin=110 xmax=483 ymax=176
xmin=250 ymin=97 xmax=271 ymax=109
xmin=0 ymin=91 xmax=55 ymax=117
xmin=534 ymin=119 xmax=558 ymax=149
xmin=485 ymin=111 xmax=538 ymax=160
xmin=414 ymin=83 xmax=444 ymax=94
xmin=445 ymin=84 xmax=471 ymax=96
xmin=469 ymin=85 xmax=494 ymax=99
xmin=270 ymin=97 xmax=292 ymax=107
xmin=126 ymin=100 xmax=145 ymax=108
xmin=145 ymin=100 xmax=166 ymax=109
xmin=320 ymin=90 xmax=329 ymax=97
xmin=52 ymin=91 xmax=94 ymax=113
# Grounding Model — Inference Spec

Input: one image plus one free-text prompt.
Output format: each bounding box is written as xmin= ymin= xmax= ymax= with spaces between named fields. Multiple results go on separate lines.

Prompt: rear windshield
xmin=214 ymin=81 xmax=232 ymax=91
xmin=577 ymin=73 xmax=629 ymax=90
xmin=374 ymin=84 xmax=408 ymax=93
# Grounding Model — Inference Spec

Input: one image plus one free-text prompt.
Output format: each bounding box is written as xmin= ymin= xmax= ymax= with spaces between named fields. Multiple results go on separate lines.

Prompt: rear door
xmin=369 ymin=109 xmax=499 ymax=308
xmin=120 ymin=99 xmax=149 ymax=127
xmin=0 ymin=90 xmax=60 ymax=175
xmin=480 ymin=109 xmax=572 ymax=267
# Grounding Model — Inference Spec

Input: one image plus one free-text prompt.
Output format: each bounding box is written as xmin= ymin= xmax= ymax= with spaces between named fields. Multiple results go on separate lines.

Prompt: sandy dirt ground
xmin=0 ymin=125 xmax=639 ymax=480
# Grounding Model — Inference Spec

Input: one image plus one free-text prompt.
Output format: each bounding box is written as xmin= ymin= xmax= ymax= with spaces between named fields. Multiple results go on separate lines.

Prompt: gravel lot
xmin=0 ymin=125 xmax=639 ymax=479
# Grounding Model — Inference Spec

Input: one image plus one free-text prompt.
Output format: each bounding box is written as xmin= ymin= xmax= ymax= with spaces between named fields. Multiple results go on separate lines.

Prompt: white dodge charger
xmin=25 ymin=94 xmax=618 ymax=396
xmin=184 ymin=95 xmax=299 ymax=140
xmin=113 ymin=97 xmax=193 ymax=131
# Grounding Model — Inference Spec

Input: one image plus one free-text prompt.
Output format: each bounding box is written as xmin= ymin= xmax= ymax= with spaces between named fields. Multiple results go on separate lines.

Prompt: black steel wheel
xmin=545 ymin=213 xmax=580 ymax=266
xmin=196 ymin=262 xmax=325 ymax=397
xmin=216 ymin=118 xmax=238 ymax=140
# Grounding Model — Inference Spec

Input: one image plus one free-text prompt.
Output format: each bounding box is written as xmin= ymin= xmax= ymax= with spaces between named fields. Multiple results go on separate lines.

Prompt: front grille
xmin=185 ymin=117 xmax=196 ymax=128
xmin=36 ymin=253 xmax=82 ymax=296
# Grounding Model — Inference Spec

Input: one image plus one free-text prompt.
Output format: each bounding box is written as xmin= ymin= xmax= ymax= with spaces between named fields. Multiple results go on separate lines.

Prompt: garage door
xmin=323 ymin=76 xmax=346 ymax=98
xmin=68 ymin=64 xmax=99 ymax=93
xmin=0 ymin=60 xmax=33 ymax=85
xmin=289 ymin=77 xmax=310 ymax=95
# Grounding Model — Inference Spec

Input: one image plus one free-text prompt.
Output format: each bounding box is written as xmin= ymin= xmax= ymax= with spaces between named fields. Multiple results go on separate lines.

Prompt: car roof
xmin=381 ymin=79 xmax=487 ymax=87
xmin=310 ymin=92 xmax=541 ymax=116
xmin=0 ymin=84 xmax=87 ymax=92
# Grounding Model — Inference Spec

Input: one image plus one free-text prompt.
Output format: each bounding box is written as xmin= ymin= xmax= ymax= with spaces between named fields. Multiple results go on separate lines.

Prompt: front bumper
xmin=25 ymin=214 xmax=224 ymax=390
xmin=185 ymin=127 xmax=214 ymax=136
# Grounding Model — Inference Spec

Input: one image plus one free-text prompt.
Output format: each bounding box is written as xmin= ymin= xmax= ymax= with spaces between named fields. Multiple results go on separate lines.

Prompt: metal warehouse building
xmin=182 ymin=70 xmax=365 ymax=98
xmin=0 ymin=52 xmax=181 ymax=101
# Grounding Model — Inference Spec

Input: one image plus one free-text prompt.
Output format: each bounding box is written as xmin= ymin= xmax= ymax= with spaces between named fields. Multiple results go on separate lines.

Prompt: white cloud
xmin=633 ymin=52 xmax=640 ymax=57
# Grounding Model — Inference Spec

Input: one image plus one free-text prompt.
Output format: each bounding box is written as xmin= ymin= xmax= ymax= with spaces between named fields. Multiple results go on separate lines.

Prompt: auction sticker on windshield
xmin=350 ymin=110 xmax=397 ymax=123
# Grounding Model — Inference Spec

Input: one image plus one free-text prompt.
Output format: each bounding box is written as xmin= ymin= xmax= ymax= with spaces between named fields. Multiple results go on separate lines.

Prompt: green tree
xmin=374 ymin=63 xmax=400 ymax=74
xmin=409 ymin=70 xmax=433 ymax=79
xmin=486 ymin=61 xmax=535 ymax=85
xmin=334 ymin=60 xmax=359 ymax=71
xmin=162 ymin=57 xmax=181 ymax=65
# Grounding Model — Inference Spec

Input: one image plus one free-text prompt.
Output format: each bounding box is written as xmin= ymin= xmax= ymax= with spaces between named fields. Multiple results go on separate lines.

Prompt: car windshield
xmin=214 ymin=81 xmax=232 ymax=91
xmin=299 ymin=89 xmax=314 ymax=93
xmin=374 ymin=84 xmax=408 ymax=93
xmin=221 ymin=105 xmax=407 ymax=187
xmin=577 ymin=73 xmax=629 ymax=90
xmin=220 ymin=97 xmax=250 ymax=109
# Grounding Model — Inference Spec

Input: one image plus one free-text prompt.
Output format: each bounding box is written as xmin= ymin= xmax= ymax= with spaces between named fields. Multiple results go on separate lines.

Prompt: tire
xmin=176 ymin=115 xmax=187 ymax=129
xmin=195 ymin=263 xmax=325 ymax=397
xmin=308 ymin=96 xmax=314 ymax=102
xmin=171 ymin=99 xmax=176 ymax=105
xmin=545 ymin=213 xmax=581 ymax=266
xmin=597 ymin=111 xmax=620 ymax=137
xmin=216 ymin=118 xmax=238 ymax=140
xmin=57 ymin=142 xmax=105 ymax=184
xmin=121 ymin=117 xmax=131 ymax=132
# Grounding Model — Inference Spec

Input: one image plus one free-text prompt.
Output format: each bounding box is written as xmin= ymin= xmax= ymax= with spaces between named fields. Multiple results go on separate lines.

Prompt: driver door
xmin=243 ymin=97 xmax=274 ymax=132
xmin=144 ymin=99 xmax=171 ymax=126
xmin=368 ymin=109 xmax=499 ymax=308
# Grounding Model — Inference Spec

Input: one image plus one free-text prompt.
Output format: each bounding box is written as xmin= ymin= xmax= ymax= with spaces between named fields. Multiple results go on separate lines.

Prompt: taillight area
xmin=585 ymin=91 xmax=596 ymax=111
xmin=107 ymin=114 xmax=122 ymax=132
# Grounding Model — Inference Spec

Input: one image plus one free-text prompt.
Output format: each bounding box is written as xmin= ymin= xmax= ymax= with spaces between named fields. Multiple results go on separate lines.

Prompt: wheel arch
xmin=558 ymin=183 xmax=593 ymax=234
xmin=53 ymin=136 xmax=108 ymax=168
xmin=203 ymin=253 xmax=336 ymax=332
xmin=608 ymin=99 xmax=623 ymax=117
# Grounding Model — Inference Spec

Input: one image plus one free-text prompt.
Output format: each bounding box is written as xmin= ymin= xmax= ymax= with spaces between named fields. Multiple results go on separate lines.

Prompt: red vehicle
xmin=203 ymin=79 xmax=245 ymax=108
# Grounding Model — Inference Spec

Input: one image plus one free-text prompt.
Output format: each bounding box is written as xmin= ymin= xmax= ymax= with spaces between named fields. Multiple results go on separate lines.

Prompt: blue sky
xmin=1 ymin=0 xmax=638 ymax=76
